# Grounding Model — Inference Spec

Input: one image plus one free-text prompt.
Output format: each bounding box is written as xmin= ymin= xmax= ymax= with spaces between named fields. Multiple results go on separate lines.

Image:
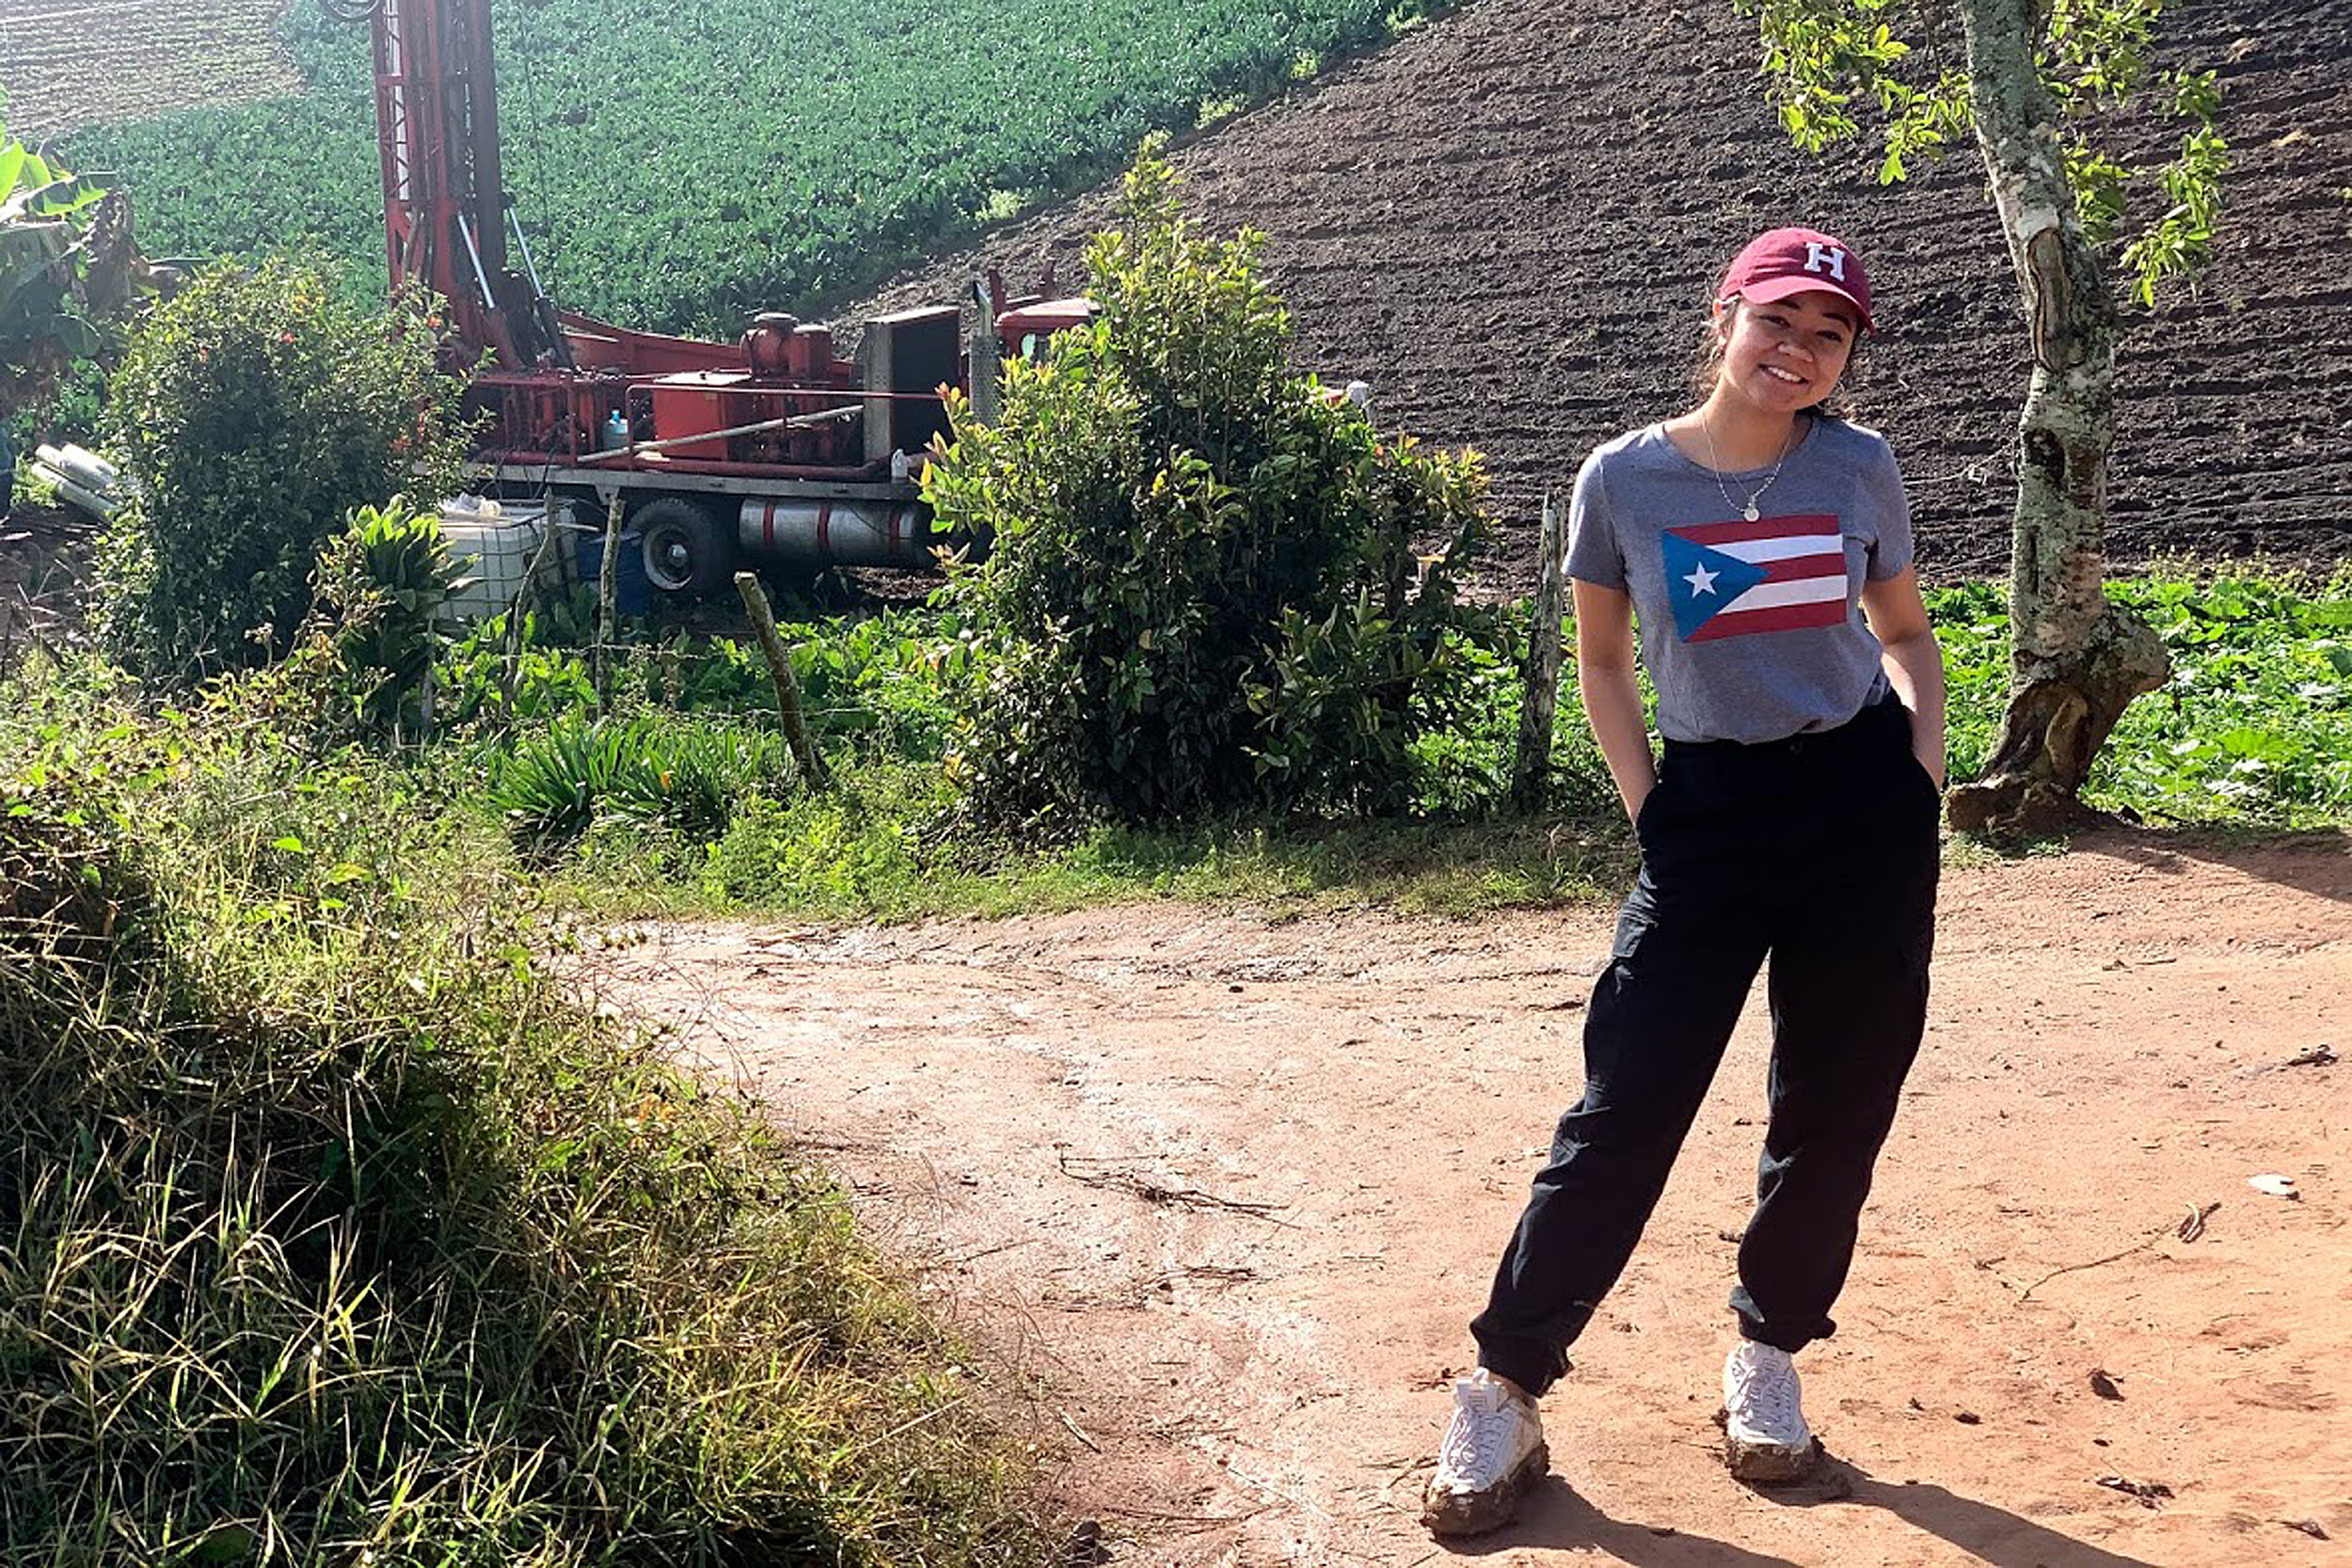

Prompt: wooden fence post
xmin=593 ymin=488 xmax=624 ymax=709
xmin=1511 ymin=488 xmax=1567 ymax=812
xmin=734 ymin=570 xmax=831 ymax=789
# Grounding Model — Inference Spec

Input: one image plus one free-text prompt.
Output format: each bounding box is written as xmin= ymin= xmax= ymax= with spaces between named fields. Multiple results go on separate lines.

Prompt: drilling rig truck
xmin=327 ymin=0 xmax=1087 ymax=599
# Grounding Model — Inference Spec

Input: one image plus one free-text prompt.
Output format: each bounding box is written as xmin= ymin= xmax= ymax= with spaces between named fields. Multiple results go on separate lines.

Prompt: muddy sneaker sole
xmin=1422 ymin=1440 xmax=1549 ymax=1537
xmin=1724 ymin=1431 xmax=1821 ymax=1483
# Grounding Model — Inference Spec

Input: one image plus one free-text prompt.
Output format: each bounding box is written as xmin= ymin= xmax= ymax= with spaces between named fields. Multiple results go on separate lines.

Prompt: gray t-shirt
xmin=1564 ymin=417 xmax=1913 ymax=744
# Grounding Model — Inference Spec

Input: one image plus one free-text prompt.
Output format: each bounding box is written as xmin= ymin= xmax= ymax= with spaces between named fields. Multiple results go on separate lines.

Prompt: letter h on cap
xmin=1803 ymin=242 xmax=1848 ymax=280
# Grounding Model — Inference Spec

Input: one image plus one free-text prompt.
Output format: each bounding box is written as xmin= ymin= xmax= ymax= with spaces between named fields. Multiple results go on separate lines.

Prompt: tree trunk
xmin=1943 ymin=0 xmax=2169 ymax=836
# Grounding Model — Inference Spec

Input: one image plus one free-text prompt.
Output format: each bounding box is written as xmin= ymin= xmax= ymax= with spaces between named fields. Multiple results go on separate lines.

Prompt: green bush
xmin=0 ymin=117 xmax=149 ymax=420
xmin=924 ymin=147 xmax=1497 ymax=832
xmin=316 ymin=500 xmax=462 ymax=739
xmin=441 ymin=602 xmax=602 ymax=731
xmin=95 ymin=255 xmax=468 ymax=679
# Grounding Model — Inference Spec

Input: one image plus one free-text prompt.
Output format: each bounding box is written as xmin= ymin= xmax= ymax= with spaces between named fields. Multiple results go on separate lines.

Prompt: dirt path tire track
xmin=598 ymin=831 xmax=2350 ymax=1566
xmin=852 ymin=0 xmax=2352 ymax=594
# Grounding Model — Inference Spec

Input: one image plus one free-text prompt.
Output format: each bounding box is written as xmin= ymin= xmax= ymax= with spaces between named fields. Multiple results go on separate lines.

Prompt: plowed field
xmin=853 ymin=0 xmax=2352 ymax=591
xmin=0 ymin=1 xmax=298 ymax=137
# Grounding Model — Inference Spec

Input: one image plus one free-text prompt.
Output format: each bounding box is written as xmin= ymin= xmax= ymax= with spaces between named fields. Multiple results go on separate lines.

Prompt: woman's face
xmin=1713 ymin=291 xmax=1858 ymax=414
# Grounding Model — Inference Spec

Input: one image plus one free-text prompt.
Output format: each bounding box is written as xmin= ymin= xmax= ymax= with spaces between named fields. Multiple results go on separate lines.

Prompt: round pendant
xmin=1742 ymin=503 xmax=1760 ymax=522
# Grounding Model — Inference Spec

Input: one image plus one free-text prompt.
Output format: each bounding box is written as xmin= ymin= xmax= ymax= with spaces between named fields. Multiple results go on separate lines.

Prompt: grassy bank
xmin=0 ymin=673 xmax=1053 ymax=1564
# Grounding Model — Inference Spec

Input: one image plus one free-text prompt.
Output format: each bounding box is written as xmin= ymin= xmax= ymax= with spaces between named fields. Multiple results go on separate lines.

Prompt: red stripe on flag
xmin=1675 ymin=514 xmax=1840 ymax=546
xmin=1687 ymin=599 xmax=1849 ymax=641
xmin=1758 ymin=551 xmax=1848 ymax=583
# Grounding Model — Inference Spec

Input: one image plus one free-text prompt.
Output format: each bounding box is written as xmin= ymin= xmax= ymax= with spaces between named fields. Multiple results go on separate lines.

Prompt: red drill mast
xmin=352 ymin=0 xmax=564 ymax=368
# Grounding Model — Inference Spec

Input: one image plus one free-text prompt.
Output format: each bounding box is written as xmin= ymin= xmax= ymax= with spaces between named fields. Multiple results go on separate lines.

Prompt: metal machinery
xmin=326 ymin=0 xmax=1089 ymax=594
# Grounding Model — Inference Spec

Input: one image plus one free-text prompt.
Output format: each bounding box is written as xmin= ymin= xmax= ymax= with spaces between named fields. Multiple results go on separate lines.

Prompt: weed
xmin=487 ymin=711 xmax=794 ymax=847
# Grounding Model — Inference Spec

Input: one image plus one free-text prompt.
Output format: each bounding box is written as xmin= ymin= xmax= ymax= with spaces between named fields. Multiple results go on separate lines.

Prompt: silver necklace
xmin=1697 ymin=418 xmax=1796 ymax=523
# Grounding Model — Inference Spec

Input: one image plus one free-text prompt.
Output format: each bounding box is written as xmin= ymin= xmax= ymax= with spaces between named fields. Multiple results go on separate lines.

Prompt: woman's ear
xmin=1710 ymin=297 xmax=1736 ymax=343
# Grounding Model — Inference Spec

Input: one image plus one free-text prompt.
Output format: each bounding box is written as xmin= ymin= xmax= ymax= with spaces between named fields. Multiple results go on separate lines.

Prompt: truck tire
xmin=635 ymin=496 xmax=734 ymax=598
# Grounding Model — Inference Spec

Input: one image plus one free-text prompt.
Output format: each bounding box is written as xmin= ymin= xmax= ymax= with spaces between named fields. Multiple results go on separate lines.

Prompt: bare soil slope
xmin=598 ymin=831 xmax=2350 ymax=1566
xmin=853 ymin=0 xmax=2352 ymax=593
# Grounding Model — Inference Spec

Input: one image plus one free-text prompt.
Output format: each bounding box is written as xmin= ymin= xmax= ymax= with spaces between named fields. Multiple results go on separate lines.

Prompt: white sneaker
xmin=1722 ymin=1340 xmax=1820 ymax=1481
xmin=1422 ymin=1369 xmax=1548 ymax=1537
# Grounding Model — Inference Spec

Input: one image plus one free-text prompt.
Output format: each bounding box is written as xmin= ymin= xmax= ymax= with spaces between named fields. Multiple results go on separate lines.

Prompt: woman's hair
xmin=1689 ymin=294 xmax=1863 ymax=418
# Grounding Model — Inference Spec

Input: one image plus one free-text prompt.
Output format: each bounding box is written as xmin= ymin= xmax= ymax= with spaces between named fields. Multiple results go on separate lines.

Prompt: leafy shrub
xmin=441 ymin=603 xmax=602 ymax=730
xmin=0 ymin=117 xmax=149 ymax=419
xmin=314 ymin=499 xmax=461 ymax=739
xmin=95 ymin=255 xmax=467 ymax=679
xmin=924 ymin=147 xmax=1497 ymax=832
xmin=488 ymin=711 xmax=794 ymax=846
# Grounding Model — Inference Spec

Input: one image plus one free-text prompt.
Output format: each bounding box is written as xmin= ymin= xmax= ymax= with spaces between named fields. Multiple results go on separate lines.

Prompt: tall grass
xmin=0 ymin=672 xmax=1051 ymax=1564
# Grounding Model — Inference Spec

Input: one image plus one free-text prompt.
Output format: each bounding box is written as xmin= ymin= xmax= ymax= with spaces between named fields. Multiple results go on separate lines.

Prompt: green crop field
xmin=58 ymin=0 xmax=1449 ymax=335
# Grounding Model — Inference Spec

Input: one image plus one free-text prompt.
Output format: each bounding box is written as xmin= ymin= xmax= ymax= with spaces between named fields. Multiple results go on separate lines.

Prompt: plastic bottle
xmin=603 ymin=410 xmax=630 ymax=451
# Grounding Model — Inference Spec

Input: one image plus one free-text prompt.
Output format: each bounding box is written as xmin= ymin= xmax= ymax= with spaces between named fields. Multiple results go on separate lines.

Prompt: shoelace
xmin=1731 ymin=1356 xmax=1802 ymax=1438
xmin=1439 ymin=1388 xmax=1507 ymax=1476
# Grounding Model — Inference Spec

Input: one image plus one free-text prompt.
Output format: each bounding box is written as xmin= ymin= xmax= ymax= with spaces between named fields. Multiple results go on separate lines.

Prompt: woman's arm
xmin=1860 ymin=565 xmax=1947 ymax=788
xmin=1571 ymin=578 xmax=1657 ymax=822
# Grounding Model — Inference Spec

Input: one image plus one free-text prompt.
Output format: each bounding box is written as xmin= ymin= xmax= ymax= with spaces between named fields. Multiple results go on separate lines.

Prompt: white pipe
xmin=35 ymin=442 xmax=119 ymax=490
xmin=29 ymin=465 xmax=117 ymax=520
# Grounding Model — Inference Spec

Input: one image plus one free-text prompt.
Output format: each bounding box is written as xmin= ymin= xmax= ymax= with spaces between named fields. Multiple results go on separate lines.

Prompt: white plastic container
xmin=437 ymin=499 xmax=570 ymax=625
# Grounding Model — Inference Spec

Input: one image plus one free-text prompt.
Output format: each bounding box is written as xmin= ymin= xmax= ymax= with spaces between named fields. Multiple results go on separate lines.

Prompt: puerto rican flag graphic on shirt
xmin=1663 ymin=514 xmax=1850 ymax=642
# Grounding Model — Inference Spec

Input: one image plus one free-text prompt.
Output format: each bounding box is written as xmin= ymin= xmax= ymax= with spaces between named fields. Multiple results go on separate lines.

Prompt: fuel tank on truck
xmin=739 ymin=498 xmax=933 ymax=569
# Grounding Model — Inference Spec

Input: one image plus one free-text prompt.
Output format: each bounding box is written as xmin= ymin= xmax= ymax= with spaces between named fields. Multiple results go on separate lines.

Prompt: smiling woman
xmin=0 ymin=0 xmax=300 ymax=136
xmin=1424 ymin=225 xmax=1951 ymax=1539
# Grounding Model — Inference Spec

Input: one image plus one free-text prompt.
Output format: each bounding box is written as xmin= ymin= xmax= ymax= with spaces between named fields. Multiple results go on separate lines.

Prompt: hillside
xmin=39 ymin=0 xmax=1464 ymax=340
xmin=852 ymin=0 xmax=2352 ymax=590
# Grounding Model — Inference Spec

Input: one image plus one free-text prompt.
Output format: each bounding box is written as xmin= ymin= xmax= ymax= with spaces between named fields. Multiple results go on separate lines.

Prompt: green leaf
xmin=189 ymin=1525 xmax=256 ymax=1564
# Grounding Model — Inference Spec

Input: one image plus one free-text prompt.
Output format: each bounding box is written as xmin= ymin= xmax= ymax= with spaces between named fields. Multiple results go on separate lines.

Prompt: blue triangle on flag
xmin=1662 ymin=532 xmax=1770 ymax=641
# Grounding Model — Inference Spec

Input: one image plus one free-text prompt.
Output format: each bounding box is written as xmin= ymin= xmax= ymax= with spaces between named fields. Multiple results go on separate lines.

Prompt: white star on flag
xmin=1684 ymin=563 xmax=1720 ymax=596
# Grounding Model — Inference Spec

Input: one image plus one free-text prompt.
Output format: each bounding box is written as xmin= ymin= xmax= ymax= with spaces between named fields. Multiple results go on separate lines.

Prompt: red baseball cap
xmin=1717 ymin=227 xmax=1874 ymax=333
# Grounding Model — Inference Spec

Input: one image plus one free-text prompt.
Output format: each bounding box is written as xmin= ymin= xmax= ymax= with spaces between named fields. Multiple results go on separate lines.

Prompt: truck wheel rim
xmin=644 ymin=525 xmax=696 ymax=592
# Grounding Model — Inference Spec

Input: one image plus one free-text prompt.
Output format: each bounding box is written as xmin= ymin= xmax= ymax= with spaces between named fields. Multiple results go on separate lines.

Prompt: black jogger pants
xmin=1471 ymin=692 xmax=1941 ymax=1397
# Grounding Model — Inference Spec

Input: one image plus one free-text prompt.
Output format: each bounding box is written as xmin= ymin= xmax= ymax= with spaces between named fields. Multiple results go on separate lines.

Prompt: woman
xmin=1423 ymin=227 xmax=1947 ymax=1538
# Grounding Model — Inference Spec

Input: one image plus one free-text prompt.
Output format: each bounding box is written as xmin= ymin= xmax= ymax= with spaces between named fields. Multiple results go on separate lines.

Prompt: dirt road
xmin=598 ymin=831 xmax=2349 ymax=1566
